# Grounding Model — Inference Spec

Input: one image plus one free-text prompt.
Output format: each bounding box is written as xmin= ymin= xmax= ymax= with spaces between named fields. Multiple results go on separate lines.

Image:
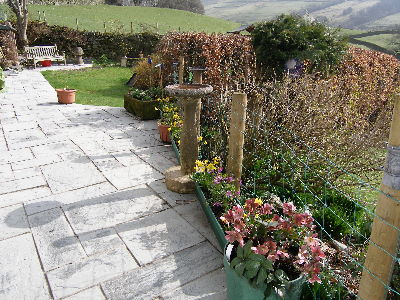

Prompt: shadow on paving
xmin=4 ymin=188 xmax=225 ymax=299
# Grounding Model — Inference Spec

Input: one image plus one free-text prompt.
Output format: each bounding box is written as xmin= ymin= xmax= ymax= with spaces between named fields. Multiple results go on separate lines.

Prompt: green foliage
xmin=0 ymin=67 xmax=4 ymax=90
xmin=42 ymin=67 xmax=132 ymax=107
xmin=248 ymin=152 xmax=371 ymax=241
xmin=26 ymin=21 xmax=160 ymax=60
xmin=92 ymin=54 xmax=114 ymax=67
xmin=251 ymin=14 xmax=348 ymax=76
xmin=128 ymin=87 xmax=163 ymax=101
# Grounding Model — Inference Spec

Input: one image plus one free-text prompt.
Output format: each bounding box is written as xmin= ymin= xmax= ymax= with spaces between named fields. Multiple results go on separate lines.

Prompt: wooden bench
xmin=24 ymin=45 xmax=66 ymax=68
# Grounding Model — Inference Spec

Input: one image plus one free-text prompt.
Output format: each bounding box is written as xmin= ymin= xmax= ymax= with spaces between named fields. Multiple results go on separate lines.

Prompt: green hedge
xmin=26 ymin=21 xmax=160 ymax=60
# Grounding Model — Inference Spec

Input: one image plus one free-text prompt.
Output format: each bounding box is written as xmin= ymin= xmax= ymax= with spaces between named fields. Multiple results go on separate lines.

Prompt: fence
xmin=196 ymin=87 xmax=400 ymax=299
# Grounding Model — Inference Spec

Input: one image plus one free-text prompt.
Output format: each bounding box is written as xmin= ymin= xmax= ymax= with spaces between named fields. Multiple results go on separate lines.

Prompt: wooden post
xmin=227 ymin=92 xmax=248 ymax=189
xmin=130 ymin=22 xmax=133 ymax=33
xmin=76 ymin=18 xmax=79 ymax=30
xmin=103 ymin=22 xmax=106 ymax=33
xmin=43 ymin=11 xmax=46 ymax=22
xmin=178 ymin=56 xmax=185 ymax=84
xmin=38 ymin=11 xmax=41 ymax=21
xmin=359 ymin=94 xmax=400 ymax=300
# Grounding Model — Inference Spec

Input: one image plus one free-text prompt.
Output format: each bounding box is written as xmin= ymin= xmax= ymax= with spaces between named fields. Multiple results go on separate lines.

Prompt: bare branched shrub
xmin=0 ymin=28 xmax=18 ymax=67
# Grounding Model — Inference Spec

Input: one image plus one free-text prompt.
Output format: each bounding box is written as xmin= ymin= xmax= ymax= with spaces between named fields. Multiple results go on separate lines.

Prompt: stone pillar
xmin=227 ymin=92 xmax=248 ymax=190
xmin=180 ymin=97 xmax=201 ymax=174
xmin=358 ymin=94 xmax=400 ymax=300
xmin=192 ymin=68 xmax=205 ymax=136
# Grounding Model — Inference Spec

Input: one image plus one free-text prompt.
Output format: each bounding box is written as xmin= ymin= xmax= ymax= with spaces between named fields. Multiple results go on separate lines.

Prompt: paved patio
xmin=0 ymin=67 xmax=226 ymax=299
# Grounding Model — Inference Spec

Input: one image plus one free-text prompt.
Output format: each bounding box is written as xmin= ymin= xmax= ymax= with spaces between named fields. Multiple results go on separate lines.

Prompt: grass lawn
xmin=2 ymin=4 xmax=239 ymax=34
xmin=42 ymin=67 xmax=132 ymax=107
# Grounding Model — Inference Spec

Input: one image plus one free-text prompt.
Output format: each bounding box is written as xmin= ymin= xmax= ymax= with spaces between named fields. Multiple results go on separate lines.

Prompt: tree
xmin=7 ymin=0 xmax=28 ymax=48
xmin=252 ymin=14 xmax=348 ymax=77
xmin=156 ymin=0 xmax=204 ymax=14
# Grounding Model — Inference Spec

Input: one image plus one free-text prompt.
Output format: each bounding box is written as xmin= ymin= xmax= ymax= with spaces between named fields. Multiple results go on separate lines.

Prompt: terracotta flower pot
xmin=56 ymin=89 xmax=76 ymax=104
xmin=158 ymin=122 xmax=171 ymax=143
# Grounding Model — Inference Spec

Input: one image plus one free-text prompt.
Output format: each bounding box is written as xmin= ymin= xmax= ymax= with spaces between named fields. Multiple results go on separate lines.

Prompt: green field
xmin=358 ymin=34 xmax=398 ymax=51
xmin=22 ymin=5 xmax=239 ymax=34
xmin=42 ymin=67 xmax=132 ymax=107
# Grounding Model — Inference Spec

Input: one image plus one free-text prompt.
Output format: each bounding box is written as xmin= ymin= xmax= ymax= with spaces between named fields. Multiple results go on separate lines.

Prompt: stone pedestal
xmin=164 ymin=83 xmax=213 ymax=194
xmin=164 ymin=166 xmax=195 ymax=194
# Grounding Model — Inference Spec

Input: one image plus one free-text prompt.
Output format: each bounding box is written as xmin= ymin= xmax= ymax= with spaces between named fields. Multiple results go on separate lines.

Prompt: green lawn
xmin=42 ymin=67 xmax=132 ymax=107
xmin=17 ymin=4 xmax=239 ymax=34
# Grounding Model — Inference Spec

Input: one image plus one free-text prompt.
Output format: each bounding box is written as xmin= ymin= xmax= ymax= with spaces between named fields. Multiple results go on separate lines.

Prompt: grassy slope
xmin=26 ymin=4 xmax=239 ymax=34
xmin=205 ymin=0 xmax=328 ymax=24
xmin=42 ymin=67 xmax=132 ymax=107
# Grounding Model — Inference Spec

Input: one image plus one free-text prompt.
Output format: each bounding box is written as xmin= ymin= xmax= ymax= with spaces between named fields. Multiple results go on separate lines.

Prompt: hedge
xmin=26 ymin=21 xmax=160 ymax=60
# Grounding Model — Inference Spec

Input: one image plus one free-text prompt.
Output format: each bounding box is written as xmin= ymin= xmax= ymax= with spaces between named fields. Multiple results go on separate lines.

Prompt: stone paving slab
xmin=40 ymin=158 xmax=106 ymax=193
xmin=25 ymin=181 xmax=116 ymax=215
xmin=65 ymin=286 xmax=106 ymax=300
xmin=64 ymin=185 xmax=168 ymax=233
xmin=78 ymin=227 xmax=125 ymax=256
xmin=0 ymin=69 xmax=227 ymax=300
xmin=161 ymin=268 xmax=226 ymax=300
xmin=102 ymin=241 xmax=222 ymax=300
xmin=47 ymin=247 xmax=138 ymax=299
xmin=0 ymin=233 xmax=51 ymax=299
xmin=116 ymin=208 xmax=205 ymax=265
xmin=0 ymin=186 xmax=52 ymax=209
xmin=29 ymin=208 xmax=87 ymax=271
xmin=0 ymin=204 xmax=29 ymax=240
xmin=0 ymin=175 xmax=47 ymax=195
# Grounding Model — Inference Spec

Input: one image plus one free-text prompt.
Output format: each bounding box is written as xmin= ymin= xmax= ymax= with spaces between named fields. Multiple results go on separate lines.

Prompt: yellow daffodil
xmin=255 ymin=198 xmax=263 ymax=206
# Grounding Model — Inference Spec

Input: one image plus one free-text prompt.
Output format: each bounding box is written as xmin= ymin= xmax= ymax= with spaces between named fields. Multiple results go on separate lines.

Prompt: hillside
xmin=204 ymin=0 xmax=400 ymax=30
xmin=8 ymin=4 xmax=239 ymax=34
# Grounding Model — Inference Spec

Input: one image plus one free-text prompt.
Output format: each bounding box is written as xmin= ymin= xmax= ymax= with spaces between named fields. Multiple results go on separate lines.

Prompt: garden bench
xmin=24 ymin=45 xmax=66 ymax=68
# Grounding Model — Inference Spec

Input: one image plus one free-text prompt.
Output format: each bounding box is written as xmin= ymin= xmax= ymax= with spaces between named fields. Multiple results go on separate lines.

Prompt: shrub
xmin=157 ymin=32 xmax=255 ymax=92
xmin=131 ymin=55 xmax=161 ymax=90
xmin=251 ymin=14 xmax=348 ymax=77
xmin=0 ymin=26 xmax=18 ymax=67
xmin=25 ymin=21 xmax=160 ymax=60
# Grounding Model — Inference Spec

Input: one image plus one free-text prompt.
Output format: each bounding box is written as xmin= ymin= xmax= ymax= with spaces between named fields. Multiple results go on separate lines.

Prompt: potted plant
xmin=124 ymin=87 xmax=162 ymax=120
xmin=156 ymin=97 xmax=182 ymax=143
xmin=222 ymin=198 xmax=325 ymax=300
xmin=56 ymin=87 xmax=76 ymax=104
xmin=192 ymin=157 xmax=238 ymax=249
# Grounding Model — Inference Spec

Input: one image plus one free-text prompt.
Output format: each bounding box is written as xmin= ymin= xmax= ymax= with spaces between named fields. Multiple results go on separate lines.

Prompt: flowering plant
xmin=155 ymin=97 xmax=183 ymax=140
xmin=192 ymin=157 xmax=239 ymax=215
xmin=128 ymin=87 xmax=163 ymax=101
xmin=222 ymin=198 xmax=325 ymax=294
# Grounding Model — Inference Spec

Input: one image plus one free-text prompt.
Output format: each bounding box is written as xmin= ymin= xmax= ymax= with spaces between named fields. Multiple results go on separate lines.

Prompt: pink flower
xmin=225 ymin=230 xmax=245 ymax=246
xmin=310 ymin=245 xmax=326 ymax=260
xmin=283 ymin=202 xmax=296 ymax=215
xmin=221 ymin=206 xmax=244 ymax=224
xmin=260 ymin=203 xmax=273 ymax=215
xmin=308 ymin=273 xmax=322 ymax=284
xmin=276 ymin=249 xmax=290 ymax=259
xmin=226 ymin=191 xmax=234 ymax=197
xmin=245 ymin=198 xmax=259 ymax=213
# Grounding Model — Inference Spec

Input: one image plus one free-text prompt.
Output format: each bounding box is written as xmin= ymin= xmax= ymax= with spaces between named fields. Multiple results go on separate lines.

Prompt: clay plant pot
xmin=124 ymin=94 xmax=160 ymax=120
xmin=56 ymin=89 xmax=76 ymax=104
xmin=158 ymin=122 xmax=171 ymax=143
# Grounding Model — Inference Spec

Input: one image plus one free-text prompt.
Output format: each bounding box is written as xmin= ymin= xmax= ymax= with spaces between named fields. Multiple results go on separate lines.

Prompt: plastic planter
xmin=124 ymin=94 xmax=159 ymax=120
xmin=171 ymin=138 xmax=180 ymax=163
xmin=195 ymin=183 xmax=228 ymax=249
xmin=224 ymin=244 xmax=306 ymax=300
xmin=170 ymin=141 xmax=226 ymax=248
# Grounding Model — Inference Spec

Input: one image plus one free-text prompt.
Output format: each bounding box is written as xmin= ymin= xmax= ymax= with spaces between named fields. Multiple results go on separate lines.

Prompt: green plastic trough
xmin=170 ymin=141 xmax=227 ymax=249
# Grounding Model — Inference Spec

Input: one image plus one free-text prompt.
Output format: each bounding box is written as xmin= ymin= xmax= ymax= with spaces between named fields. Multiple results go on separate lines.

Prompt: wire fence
xmin=197 ymin=89 xmax=400 ymax=299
